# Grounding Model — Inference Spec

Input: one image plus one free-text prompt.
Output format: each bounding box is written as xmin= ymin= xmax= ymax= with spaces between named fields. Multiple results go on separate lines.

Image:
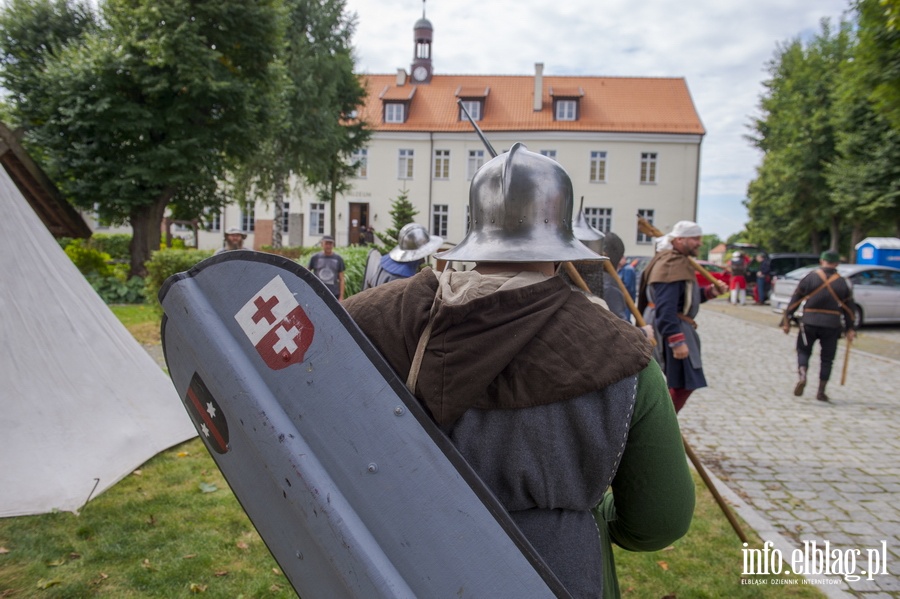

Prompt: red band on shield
xmin=184 ymin=373 xmax=229 ymax=454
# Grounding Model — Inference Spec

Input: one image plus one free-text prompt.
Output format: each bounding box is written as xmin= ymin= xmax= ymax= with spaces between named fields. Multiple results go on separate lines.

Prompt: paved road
xmin=681 ymin=302 xmax=900 ymax=597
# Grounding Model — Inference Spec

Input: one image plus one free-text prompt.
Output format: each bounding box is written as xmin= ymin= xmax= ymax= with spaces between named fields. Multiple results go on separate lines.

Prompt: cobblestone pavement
xmin=681 ymin=303 xmax=900 ymax=597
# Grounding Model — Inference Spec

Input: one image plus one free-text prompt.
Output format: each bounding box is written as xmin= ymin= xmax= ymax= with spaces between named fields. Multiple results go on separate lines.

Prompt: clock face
xmin=413 ymin=66 xmax=428 ymax=81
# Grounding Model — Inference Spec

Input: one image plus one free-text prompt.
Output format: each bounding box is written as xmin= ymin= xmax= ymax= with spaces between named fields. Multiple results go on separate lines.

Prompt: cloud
xmin=345 ymin=0 xmax=851 ymax=238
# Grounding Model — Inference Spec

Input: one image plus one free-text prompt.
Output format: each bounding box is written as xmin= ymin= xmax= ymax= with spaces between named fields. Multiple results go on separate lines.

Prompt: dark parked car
xmin=755 ymin=253 xmax=821 ymax=302
xmin=768 ymin=253 xmax=821 ymax=282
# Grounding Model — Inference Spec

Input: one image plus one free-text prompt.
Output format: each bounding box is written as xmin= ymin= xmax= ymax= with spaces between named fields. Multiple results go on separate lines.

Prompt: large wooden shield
xmin=159 ymin=251 xmax=567 ymax=599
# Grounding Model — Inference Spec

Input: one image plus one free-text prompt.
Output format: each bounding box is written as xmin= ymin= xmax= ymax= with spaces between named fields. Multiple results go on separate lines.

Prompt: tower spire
xmin=411 ymin=4 xmax=433 ymax=83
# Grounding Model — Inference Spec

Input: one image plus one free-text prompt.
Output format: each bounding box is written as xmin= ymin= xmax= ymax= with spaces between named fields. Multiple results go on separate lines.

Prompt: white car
xmin=770 ymin=264 xmax=900 ymax=327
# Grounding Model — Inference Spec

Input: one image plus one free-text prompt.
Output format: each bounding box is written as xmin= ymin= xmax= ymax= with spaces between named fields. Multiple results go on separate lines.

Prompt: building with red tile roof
xmin=93 ymin=13 xmax=705 ymax=259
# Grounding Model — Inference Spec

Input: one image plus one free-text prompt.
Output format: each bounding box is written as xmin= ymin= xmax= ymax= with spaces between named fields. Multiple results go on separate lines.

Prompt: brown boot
xmin=793 ymin=366 xmax=807 ymax=396
xmin=816 ymin=380 xmax=829 ymax=402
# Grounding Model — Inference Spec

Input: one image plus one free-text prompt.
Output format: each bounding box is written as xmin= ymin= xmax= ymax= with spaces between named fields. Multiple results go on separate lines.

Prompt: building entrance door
xmin=348 ymin=202 xmax=370 ymax=245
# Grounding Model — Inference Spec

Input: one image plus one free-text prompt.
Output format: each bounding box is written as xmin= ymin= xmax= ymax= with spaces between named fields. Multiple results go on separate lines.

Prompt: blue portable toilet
xmin=855 ymin=237 xmax=900 ymax=266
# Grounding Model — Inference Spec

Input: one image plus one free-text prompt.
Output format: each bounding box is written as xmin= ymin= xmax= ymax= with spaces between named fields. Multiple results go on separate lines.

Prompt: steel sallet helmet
xmin=435 ymin=143 xmax=606 ymax=263
xmin=389 ymin=223 xmax=444 ymax=262
xmin=572 ymin=203 xmax=605 ymax=256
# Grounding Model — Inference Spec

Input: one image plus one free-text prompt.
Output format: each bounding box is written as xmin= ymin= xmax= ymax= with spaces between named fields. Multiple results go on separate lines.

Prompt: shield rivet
xmin=394 ymin=406 xmax=405 ymax=416
xmin=367 ymin=463 xmax=378 ymax=474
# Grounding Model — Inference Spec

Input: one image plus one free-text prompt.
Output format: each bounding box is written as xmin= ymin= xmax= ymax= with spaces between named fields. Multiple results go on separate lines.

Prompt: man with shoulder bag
xmin=782 ymin=250 xmax=857 ymax=401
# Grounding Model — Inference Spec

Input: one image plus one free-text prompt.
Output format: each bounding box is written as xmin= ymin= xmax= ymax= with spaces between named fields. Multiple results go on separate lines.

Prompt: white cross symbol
xmin=273 ymin=324 xmax=300 ymax=355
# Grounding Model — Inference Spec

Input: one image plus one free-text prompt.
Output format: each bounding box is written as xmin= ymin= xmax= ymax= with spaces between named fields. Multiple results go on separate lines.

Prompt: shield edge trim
xmin=159 ymin=250 xmax=571 ymax=598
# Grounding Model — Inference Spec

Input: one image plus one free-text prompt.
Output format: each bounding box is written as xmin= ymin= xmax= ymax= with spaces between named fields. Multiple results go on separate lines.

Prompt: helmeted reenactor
xmin=343 ymin=143 xmax=694 ymax=598
xmin=782 ymin=250 xmax=857 ymax=401
xmin=366 ymin=223 xmax=442 ymax=288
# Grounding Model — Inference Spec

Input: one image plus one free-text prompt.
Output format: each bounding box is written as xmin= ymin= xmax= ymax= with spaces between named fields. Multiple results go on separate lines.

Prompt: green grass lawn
xmin=0 ymin=305 xmax=828 ymax=598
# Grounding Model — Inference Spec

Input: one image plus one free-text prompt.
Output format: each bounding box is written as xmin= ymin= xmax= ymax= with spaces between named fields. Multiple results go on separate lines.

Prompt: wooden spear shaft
xmin=682 ymin=435 xmax=750 ymax=544
xmin=840 ymin=336 xmax=852 ymax=385
xmin=601 ymin=259 xmax=647 ymax=327
xmin=563 ymin=261 xmax=657 ymax=347
xmin=637 ymin=215 xmax=723 ymax=289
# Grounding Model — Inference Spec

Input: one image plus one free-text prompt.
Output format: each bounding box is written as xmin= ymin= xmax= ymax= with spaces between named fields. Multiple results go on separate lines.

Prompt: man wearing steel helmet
xmin=638 ymin=221 xmax=728 ymax=413
xmin=366 ymin=223 xmax=442 ymax=288
xmin=343 ymin=144 xmax=693 ymax=598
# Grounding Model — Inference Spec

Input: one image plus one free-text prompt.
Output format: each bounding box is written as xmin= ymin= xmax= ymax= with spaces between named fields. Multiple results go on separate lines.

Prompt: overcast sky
xmin=343 ymin=0 xmax=852 ymax=240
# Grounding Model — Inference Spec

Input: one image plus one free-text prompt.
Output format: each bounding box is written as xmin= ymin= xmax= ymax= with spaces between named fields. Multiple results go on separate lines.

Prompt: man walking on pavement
xmin=782 ymin=250 xmax=857 ymax=401
xmin=638 ymin=221 xmax=728 ymax=413
xmin=343 ymin=144 xmax=694 ymax=598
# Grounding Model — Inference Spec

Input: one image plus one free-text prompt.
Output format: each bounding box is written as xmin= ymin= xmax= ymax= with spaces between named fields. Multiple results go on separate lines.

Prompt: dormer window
xmin=456 ymin=86 xmax=489 ymax=122
xmin=556 ymin=100 xmax=577 ymax=121
xmin=385 ymin=103 xmax=405 ymax=123
xmin=459 ymin=100 xmax=482 ymax=121
xmin=379 ymin=84 xmax=416 ymax=124
xmin=550 ymin=86 xmax=584 ymax=122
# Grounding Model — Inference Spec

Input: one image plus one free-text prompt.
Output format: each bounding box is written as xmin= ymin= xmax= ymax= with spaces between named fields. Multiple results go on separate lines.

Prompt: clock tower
xmin=410 ymin=3 xmax=433 ymax=84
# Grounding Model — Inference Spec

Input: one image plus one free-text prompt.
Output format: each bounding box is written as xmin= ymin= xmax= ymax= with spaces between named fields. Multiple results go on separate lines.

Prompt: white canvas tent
xmin=0 ymin=153 xmax=196 ymax=518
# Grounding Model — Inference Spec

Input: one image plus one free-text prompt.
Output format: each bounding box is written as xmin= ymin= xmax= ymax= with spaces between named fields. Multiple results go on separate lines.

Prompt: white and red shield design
xmin=235 ymin=276 xmax=315 ymax=370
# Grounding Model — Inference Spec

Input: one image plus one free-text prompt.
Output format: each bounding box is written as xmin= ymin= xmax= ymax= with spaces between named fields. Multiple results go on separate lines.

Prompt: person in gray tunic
xmin=343 ymin=144 xmax=694 ymax=598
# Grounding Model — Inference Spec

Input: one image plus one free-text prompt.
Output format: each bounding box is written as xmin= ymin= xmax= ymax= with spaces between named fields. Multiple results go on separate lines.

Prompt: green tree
xmin=0 ymin=0 xmax=281 ymax=277
xmin=698 ymin=234 xmax=722 ymax=261
xmin=745 ymin=19 xmax=853 ymax=253
xmin=853 ymin=0 xmax=900 ymax=131
xmin=233 ymin=0 xmax=369 ymax=247
xmin=827 ymin=0 xmax=900 ymax=254
xmin=0 ymin=0 xmax=96 ymax=141
xmin=374 ymin=187 xmax=418 ymax=255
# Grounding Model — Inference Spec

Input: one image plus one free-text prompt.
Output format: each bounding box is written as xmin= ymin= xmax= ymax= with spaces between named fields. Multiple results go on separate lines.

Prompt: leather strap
xmin=406 ymin=271 xmax=446 ymax=393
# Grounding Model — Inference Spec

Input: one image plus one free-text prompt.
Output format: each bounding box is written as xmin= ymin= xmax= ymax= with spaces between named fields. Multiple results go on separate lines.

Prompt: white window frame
xmin=433 ymin=149 xmax=450 ymax=180
xmin=351 ymin=148 xmax=368 ymax=178
xmin=310 ymin=202 xmax=325 ymax=235
xmin=432 ymin=204 xmax=449 ymax=238
xmin=540 ymin=149 xmax=557 ymax=161
xmin=385 ymin=103 xmax=405 ymax=123
xmin=282 ymin=201 xmax=290 ymax=233
xmin=204 ymin=208 xmax=221 ymax=232
xmin=241 ymin=208 xmax=256 ymax=233
xmin=556 ymin=99 xmax=577 ymax=121
xmin=398 ymin=149 xmax=414 ymax=179
xmin=467 ymin=149 xmax=485 ymax=180
xmin=589 ymin=151 xmax=607 ymax=183
xmin=459 ymin=100 xmax=482 ymax=121
xmin=585 ymin=207 xmax=612 ymax=233
xmin=637 ymin=209 xmax=655 ymax=244
xmin=640 ymin=152 xmax=658 ymax=184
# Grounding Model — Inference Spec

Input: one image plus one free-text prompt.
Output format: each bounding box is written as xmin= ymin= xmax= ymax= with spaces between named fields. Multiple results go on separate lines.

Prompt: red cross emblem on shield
xmin=235 ymin=276 xmax=315 ymax=370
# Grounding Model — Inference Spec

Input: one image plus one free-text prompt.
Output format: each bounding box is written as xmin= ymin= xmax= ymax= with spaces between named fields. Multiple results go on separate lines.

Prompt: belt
xmin=804 ymin=308 xmax=841 ymax=315
xmin=647 ymin=303 xmax=698 ymax=329
xmin=677 ymin=314 xmax=698 ymax=329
